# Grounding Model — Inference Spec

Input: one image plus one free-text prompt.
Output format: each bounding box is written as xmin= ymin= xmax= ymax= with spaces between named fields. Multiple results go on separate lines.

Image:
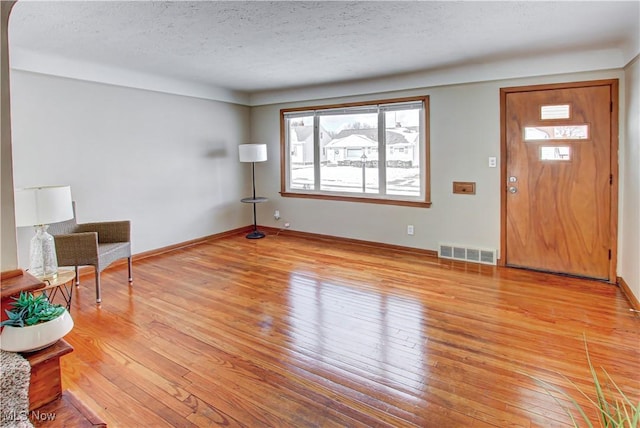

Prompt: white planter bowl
xmin=0 ymin=310 xmax=74 ymax=352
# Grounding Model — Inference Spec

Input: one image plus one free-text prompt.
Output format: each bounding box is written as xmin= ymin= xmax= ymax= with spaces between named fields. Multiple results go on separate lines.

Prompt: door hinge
xmin=610 ymin=174 xmax=613 ymax=185
xmin=608 ymin=249 xmax=612 ymax=260
xmin=610 ymin=102 xmax=613 ymax=113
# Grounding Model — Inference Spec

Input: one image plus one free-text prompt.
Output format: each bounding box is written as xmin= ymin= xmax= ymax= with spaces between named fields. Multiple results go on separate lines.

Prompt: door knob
xmin=508 ymin=186 xmax=518 ymax=194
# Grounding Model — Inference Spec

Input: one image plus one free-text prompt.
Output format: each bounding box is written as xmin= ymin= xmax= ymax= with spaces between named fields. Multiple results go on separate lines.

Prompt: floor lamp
xmin=239 ymin=144 xmax=268 ymax=239
xmin=14 ymin=185 xmax=74 ymax=279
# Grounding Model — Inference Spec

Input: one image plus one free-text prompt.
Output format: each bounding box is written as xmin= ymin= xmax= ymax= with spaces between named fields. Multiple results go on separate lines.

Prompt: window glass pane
xmin=540 ymin=146 xmax=571 ymax=160
xmin=524 ymin=125 xmax=589 ymax=140
xmin=320 ymin=113 xmax=379 ymax=193
xmin=380 ymin=101 xmax=424 ymax=112
xmin=287 ymin=115 xmax=315 ymax=190
xmin=385 ymin=109 xmax=421 ymax=196
xmin=540 ymin=104 xmax=570 ymax=120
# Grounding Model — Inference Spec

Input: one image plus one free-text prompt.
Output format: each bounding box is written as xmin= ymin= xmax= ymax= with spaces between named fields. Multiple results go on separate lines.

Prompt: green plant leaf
xmin=522 ymin=372 xmax=592 ymax=428
xmin=1 ymin=291 xmax=65 ymax=327
xmin=524 ymin=334 xmax=639 ymax=428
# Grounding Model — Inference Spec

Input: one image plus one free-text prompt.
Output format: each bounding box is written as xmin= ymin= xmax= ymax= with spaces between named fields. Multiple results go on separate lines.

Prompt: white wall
xmin=621 ymin=57 xmax=639 ymax=302
xmin=1 ymin=1 xmax=18 ymax=271
xmin=251 ymin=69 xmax=624 ymax=258
xmin=10 ymin=71 xmax=251 ymax=266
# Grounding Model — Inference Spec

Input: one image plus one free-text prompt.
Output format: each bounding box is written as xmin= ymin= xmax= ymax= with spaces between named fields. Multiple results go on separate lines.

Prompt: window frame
xmin=280 ymin=95 xmax=431 ymax=208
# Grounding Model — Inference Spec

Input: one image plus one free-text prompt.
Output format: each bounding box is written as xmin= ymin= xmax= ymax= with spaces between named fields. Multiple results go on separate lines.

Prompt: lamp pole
xmin=251 ymin=161 xmax=258 ymax=234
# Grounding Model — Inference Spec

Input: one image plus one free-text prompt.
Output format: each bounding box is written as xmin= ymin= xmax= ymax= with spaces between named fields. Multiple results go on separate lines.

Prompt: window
xmin=281 ymin=96 xmax=430 ymax=207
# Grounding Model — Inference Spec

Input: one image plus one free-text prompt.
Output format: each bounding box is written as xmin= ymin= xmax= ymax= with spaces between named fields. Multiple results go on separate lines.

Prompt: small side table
xmin=241 ymin=196 xmax=268 ymax=239
xmin=37 ymin=270 xmax=76 ymax=311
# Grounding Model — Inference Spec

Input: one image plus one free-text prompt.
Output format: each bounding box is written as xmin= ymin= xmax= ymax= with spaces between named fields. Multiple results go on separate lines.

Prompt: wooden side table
xmin=38 ymin=270 xmax=76 ymax=311
xmin=24 ymin=339 xmax=73 ymax=411
xmin=1 ymin=271 xmax=45 ymax=324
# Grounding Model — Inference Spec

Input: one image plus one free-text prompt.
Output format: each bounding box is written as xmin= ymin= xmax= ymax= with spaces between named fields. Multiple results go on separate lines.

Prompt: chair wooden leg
xmin=128 ymin=257 xmax=133 ymax=283
xmin=75 ymin=266 xmax=80 ymax=286
xmin=95 ymin=268 xmax=102 ymax=304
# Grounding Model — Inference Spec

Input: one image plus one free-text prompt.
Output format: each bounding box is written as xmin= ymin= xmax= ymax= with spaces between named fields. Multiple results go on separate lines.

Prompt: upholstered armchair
xmin=48 ymin=202 xmax=132 ymax=303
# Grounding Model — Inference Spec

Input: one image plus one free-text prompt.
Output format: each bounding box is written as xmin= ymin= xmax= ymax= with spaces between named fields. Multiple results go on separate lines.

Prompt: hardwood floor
xmin=56 ymin=232 xmax=639 ymax=427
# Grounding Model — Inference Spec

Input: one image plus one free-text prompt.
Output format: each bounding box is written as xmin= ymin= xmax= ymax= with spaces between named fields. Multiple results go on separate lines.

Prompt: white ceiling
xmin=8 ymin=1 xmax=640 ymax=103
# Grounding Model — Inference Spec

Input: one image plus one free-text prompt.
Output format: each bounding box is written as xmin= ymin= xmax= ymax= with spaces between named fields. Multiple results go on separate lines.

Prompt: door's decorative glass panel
xmin=524 ymin=125 xmax=589 ymax=141
xmin=540 ymin=146 xmax=570 ymax=161
xmin=540 ymin=104 xmax=570 ymax=120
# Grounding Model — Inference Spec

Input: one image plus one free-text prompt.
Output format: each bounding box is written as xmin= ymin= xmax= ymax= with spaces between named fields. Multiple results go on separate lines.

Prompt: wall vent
xmin=438 ymin=244 xmax=497 ymax=265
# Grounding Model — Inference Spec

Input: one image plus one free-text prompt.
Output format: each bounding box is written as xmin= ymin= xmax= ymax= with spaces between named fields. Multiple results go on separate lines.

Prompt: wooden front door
xmin=501 ymin=80 xmax=618 ymax=281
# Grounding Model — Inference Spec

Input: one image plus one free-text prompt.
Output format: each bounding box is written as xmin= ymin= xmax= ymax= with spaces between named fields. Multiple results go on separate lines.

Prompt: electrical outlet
xmin=407 ymin=225 xmax=414 ymax=235
xmin=284 ymin=222 xmax=291 ymax=228
xmin=274 ymin=210 xmax=280 ymax=220
xmin=488 ymin=156 xmax=497 ymax=168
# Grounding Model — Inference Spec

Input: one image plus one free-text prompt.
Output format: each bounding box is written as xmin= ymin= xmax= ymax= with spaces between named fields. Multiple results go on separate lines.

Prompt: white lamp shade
xmin=15 ymin=186 xmax=74 ymax=227
xmin=239 ymin=144 xmax=267 ymax=163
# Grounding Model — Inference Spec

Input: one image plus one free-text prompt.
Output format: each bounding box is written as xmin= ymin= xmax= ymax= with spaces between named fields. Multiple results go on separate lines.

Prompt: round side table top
xmin=241 ymin=197 xmax=268 ymax=203
xmin=38 ymin=270 xmax=76 ymax=290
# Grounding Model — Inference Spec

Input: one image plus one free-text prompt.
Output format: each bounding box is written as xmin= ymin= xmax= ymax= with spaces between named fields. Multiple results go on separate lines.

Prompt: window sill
xmin=280 ymin=191 xmax=432 ymax=208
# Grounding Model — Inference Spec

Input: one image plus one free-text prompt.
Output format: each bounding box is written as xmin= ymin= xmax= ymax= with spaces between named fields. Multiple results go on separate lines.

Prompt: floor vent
xmin=438 ymin=244 xmax=497 ymax=265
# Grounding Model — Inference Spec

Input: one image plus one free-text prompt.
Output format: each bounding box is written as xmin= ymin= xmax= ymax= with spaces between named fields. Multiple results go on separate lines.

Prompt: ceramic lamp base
xmin=29 ymin=225 xmax=58 ymax=278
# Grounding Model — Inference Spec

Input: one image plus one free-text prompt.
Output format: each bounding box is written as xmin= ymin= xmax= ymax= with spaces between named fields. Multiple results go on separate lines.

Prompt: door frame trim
xmin=499 ymin=79 xmax=619 ymax=282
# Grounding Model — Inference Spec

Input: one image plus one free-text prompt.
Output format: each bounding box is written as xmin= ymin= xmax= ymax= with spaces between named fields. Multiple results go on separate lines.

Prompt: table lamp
xmin=14 ymin=185 xmax=74 ymax=279
xmin=239 ymin=144 xmax=267 ymax=239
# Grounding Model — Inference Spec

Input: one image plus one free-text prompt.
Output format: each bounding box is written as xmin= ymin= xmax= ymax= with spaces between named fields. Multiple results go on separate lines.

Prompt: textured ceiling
xmin=8 ymin=1 xmax=640 ymax=93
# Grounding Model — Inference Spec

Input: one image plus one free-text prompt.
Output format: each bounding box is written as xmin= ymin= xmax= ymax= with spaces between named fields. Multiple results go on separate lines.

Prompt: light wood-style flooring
xmin=57 ymin=232 xmax=640 ymax=427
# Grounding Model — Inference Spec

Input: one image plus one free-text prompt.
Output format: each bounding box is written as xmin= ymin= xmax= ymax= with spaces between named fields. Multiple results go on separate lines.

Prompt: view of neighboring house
xmin=288 ymin=120 xmax=422 ymax=193
xmin=325 ymin=134 xmax=378 ymax=166
xmin=288 ymin=123 xmax=331 ymax=165
xmin=325 ymin=126 xmax=420 ymax=167
xmin=290 ymin=120 xmax=420 ymax=169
